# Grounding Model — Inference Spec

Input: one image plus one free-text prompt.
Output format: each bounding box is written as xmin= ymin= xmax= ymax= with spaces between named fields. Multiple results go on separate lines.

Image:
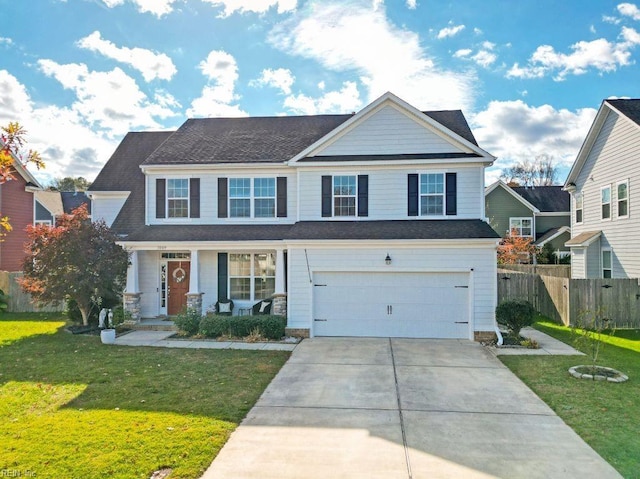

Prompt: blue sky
xmin=1 ymin=0 xmax=639 ymax=185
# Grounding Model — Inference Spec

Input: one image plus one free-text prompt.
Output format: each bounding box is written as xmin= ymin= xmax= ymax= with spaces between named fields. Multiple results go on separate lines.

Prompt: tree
xmin=49 ymin=176 xmax=91 ymax=191
xmin=501 ymin=154 xmax=558 ymax=187
xmin=497 ymin=231 xmax=537 ymax=264
xmin=19 ymin=205 xmax=129 ymax=326
xmin=0 ymin=122 xmax=45 ymax=235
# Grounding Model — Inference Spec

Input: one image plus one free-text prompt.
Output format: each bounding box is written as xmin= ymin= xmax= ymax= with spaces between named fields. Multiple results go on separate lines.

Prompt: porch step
xmin=130 ymin=319 xmax=177 ymax=332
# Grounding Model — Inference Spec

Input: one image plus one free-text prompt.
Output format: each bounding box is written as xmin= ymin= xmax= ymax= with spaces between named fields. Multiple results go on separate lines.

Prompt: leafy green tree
xmin=19 ymin=205 xmax=129 ymax=326
xmin=49 ymin=176 xmax=91 ymax=191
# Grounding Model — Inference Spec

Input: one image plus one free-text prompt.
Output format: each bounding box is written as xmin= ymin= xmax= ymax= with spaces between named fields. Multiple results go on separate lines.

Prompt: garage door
xmin=313 ymin=272 xmax=470 ymax=338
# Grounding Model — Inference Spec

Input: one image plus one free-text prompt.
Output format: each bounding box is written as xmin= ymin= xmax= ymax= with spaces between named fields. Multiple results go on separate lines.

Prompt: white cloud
xmin=283 ymin=81 xmax=361 ymax=114
xmin=0 ymin=37 xmax=13 ymax=46
xmin=99 ymin=0 xmax=179 ymax=17
xmin=77 ymin=31 xmax=177 ymax=82
xmin=453 ymin=49 xmax=472 ymax=58
xmin=437 ymin=24 xmax=465 ymax=39
xmin=406 ymin=0 xmax=417 ymax=9
xmin=37 ymin=60 xmax=178 ymax=134
xmin=268 ymin=1 xmax=476 ymax=111
xmin=187 ymin=50 xmax=247 ymax=117
xmin=318 ymin=80 xmax=326 ymax=90
xmin=201 ymin=0 xmax=296 ymax=17
xmin=249 ymin=68 xmax=295 ymax=95
xmin=454 ymin=42 xmax=496 ymax=68
xmin=602 ymin=15 xmax=621 ymax=24
xmin=471 ymin=100 xmax=597 ymax=182
xmin=507 ymin=27 xmax=640 ymax=80
xmin=618 ymin=2 xmax=640 ymax=20
xmin=590 ymin=24 xmax=597 ymax=34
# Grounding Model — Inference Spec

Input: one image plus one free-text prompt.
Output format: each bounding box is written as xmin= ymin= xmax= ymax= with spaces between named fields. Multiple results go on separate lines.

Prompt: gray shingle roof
xmin=61 ymin=191 xmax=91 ymax=215
xmin=511 ymin=186 xmax=570 ymax=212
xmin=606 ymin=99 xmax=640 ymax=126
xmin=120 ymin=220 xmax=500 ymax=242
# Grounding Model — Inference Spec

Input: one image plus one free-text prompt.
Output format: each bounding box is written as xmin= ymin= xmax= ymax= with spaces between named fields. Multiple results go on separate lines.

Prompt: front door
xmin=167 ymin=261 xmax=190 ymax=315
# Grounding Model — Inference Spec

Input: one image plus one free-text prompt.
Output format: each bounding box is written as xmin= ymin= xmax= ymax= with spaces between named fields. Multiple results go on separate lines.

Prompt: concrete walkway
xmin=202 ymin=338 xmax=621 ymax=479
xmin=112 ymin=330 xmax=298 ymax=351
xmin=491 ymin=327 xmax=585 ymax=356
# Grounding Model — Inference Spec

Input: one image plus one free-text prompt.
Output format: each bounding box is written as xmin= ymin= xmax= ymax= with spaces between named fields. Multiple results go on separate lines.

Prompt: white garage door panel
xmin=313 ymin=272 xmax=469 ymax=338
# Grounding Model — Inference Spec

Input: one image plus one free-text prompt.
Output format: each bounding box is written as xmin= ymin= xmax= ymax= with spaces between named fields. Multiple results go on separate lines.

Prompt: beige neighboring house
xmin=564 ymin=99 xmax=640 ymax=279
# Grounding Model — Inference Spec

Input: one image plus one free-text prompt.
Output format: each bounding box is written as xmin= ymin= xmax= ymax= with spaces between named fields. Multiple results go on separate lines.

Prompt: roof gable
xmin=485 ymin=180 xmax=538 ymax=213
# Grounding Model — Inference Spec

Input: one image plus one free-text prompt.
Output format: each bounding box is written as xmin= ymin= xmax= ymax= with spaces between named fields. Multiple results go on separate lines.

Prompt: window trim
xmin=332 ymin=175 xmax=358 ymax=217
xmin=601 ymin=185 xmax=611 ymax=221
xmin=509 ymin=217 xmax=533 ymax=237
xmin=166 ymin=177 xmax=190 ymax=219
xmin=575 ymin=192 xmax=583 ymax=225
xmin=34 ymin=219 xmax=53 ymax=226
xmin=228 ymin=252 xmax=276 ymax=302
xmin=419 ymin=172 xmax=446 ymax=217
xmin=616 ymin=180 xmax=629 ymax=219
xmin=228 ymin=177 xmax=277 ymax=219
xmin=602 ymin=248 xmax=612 ymax=279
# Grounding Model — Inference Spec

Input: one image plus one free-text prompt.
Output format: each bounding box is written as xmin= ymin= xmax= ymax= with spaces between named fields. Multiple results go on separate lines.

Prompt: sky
xmin=1 ymin=0 xmax=639 ymax=187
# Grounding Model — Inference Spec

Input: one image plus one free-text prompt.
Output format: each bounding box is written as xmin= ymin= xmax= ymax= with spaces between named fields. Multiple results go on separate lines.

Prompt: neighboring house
xmin=34 ymin=191 xmax=92 ymax=226
xmin=564 ymin=99 xmax=640 ymax=279
xmin=0 ymin=157 xmax=42 ymax=272
xmin=485 ymin=180 xmax=571 ymax=255
xmin=89 ymin=92 xmax=501 ymax=340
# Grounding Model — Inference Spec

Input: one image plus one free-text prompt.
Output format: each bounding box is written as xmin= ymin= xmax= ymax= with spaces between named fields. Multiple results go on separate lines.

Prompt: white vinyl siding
xmin=570 ymin=108 xmax=640 ymax=278
xmin=91 ymin=196 xmax=128 ymax=227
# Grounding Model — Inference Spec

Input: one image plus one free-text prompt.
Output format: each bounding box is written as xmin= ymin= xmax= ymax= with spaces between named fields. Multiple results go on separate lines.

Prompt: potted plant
xmin=100 ymin=308 xmax=116 ymax=344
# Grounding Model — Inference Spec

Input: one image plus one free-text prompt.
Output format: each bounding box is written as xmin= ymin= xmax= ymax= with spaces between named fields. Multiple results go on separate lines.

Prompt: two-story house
xmin=564 ymin=99 xmax=640 ymax=279
xmin=485 ymin=180 xmax=571 ymax=255
xmin=89 ymin=92 xmax=500 ymax=340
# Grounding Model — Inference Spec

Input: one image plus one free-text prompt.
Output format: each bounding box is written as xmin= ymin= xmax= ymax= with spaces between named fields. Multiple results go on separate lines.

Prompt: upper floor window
xmin=333 ymin=175 xmax=356 ymax=216
xmin=575 ymin=193 xmax=583 ymax=224
xmin=229 ymin=178 xmax=276 ymax=218
xmin=602 ymin=249 xmax=612 ymax=278
xmin=254 ymin=178 xmax=276 ymax=218
xmin=509 ymin=217 xmax=533 ymax=237
xmin=601 ymin=186 xmax=611 ymax=220
xmin=167 ymin=179 xmax=189 ymax=218
xmin=617 ymin=180 xmax=629 ymax=218
xmin=229 ymin=178 xmax=251 ymax=218
xmin=420 ymin=173 xmax=444 ymax=216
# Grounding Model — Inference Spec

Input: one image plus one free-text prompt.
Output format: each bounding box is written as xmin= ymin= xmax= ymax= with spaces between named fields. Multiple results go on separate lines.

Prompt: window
xmin=34 ymin=220 xmax=53 ymax=226
xmin=229 ymin=178 xmax=276 ymax=218
xmin=167 ymin=179 xmax=189 ymax=218
xmin=617 ymin=180 xmax=629 ymax=218
xmin=509 ymin=217 xmax=533 ymax=237
xmin=575 ymin=193 xmax=583 ymax=224
xmin=229 ymin=253 xmax=275 ymax=301
xmin=602 ymin=249 xmax=612 ymax=278
xmin=420 ymin=173 xmax=444 ymax=216
xmin=333 ymin=176 xmax=356 ymax=216
xmin=601 ymin=186 xmax=611 ymax=220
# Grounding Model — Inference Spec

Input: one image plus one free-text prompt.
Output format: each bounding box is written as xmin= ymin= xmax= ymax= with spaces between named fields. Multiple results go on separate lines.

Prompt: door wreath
xmin=172 ymin=266 xmax=186 ymax=283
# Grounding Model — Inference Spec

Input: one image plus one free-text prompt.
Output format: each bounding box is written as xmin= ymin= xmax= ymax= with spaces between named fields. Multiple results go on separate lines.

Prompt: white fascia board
xmin=534 ymin=211 xmax=570 ymax=217
xmin=288 ymin=91 xmax=495 ymax=164
xmin=140 ymin=162 xmax=287 ymax=173
xmin=484 ymin=180 xmax=540 ymax=213
xmin=0 ymin=140 xmax=42 ymax=187
xmin=86 ymin=191 xmax=130 ymax=199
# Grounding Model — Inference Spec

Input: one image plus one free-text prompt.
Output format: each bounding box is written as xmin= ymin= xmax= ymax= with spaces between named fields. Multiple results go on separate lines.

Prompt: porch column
xmin=272 ymin=248 xmax=287 ymax=317
xmin=123 ymin=250 xmax=141 ymax=322
xmin=186 ymin=249 xmax=203 ymax=315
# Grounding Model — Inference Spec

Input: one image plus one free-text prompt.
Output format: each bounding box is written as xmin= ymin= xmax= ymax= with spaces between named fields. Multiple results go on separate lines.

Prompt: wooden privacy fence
xmin=498 ymin=264 xmax=571 ymax=278
xmin=0 ymin=271 xmax=64 ymax=313
xmin=497 ymin=270 xmax=640 ymax=328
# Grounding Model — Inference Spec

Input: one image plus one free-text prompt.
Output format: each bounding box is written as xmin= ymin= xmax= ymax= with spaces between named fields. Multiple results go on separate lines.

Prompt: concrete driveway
xmin=202 ymin=338 xmax=621 ymax=479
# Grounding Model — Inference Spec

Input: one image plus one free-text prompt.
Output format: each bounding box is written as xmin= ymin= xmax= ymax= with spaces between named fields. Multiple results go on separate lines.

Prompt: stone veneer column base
xmin=474 ymin=331 xmax=497 ymax=342
xmin=271 ymin=293 xmax=287 ymax=317
xmin=123 ymin=292 xmax=142 ymax=323
xmin=285 ymin=328 xmax=310 ymax=339
xmin=186 ymin=293 xmax=203 ymax=315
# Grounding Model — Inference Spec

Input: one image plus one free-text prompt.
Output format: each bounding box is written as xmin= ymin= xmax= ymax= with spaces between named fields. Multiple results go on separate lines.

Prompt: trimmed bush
xmin=496 ymin=300 xmax=535 ymax=338
xmin=199 ymin=315 xmax=286 ymax=340
xmin=173 ymin=308 xmax=202 ymax=335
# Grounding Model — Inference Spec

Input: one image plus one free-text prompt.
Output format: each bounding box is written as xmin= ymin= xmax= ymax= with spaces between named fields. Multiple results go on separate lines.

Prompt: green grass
xmin=0 ymin=312 xmax=290 ymax=479
xmin=500 ymin=320 xmax=640 ymax=478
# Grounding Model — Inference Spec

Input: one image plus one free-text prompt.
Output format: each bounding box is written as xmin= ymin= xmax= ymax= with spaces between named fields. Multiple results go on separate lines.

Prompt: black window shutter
xmin=190 ymin=178 xmax=200 ymax=218
xmin=218 ymin=253 xmax=228 ymax=299
xmin=277 ymin=177 xmax=287 ymax=218
xmin=446 ymin=173 xmax=457 ymax=216
xmin=218 ymin=177 xmax=228 ymax=218
xmin=321 ymin=175 xmax=332 ymax=217
xmin=357 ymin=175 xmax=368 ymax=217
xmin=408 ymin=174 xmax=418 ymax=216
xmin=156 ymin=178 xmax=166 ymax=218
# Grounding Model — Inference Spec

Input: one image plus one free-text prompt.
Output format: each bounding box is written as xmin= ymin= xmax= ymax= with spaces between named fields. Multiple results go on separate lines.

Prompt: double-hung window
xmin=229 ymin=178 xmax=276 ymax=218
xmin=617 ymin=180 xmax=629 ymax=218
xmin=602 ymin=249 xmax=612 ymax=278
xmin=333 ymin=175 xmax=356 ymax=217
xmin=229 ymin=253 xmax=275 ymax=301
xmin=575 ymin=193 xmax=583 ymax=224
xmin=509 ymin=217 xmax=533 ymax=237
xmin=601 ymin=186 xmax=611 ymax=220
xmin=167 ymin=179 xmax=189 ymax=218
xmin=420 ymin=173 xmax=444 ymax=216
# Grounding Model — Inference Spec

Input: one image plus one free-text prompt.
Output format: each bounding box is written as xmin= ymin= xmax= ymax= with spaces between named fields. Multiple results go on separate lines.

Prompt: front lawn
xmin=500 ymin=320 xmax=640 ymax=478
xmin=0 ymin=313 xmax=289 ymax=479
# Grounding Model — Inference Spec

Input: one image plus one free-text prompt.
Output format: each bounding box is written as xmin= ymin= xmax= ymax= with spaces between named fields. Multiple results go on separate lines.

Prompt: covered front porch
xmin=122 ymin=243 xmax=288 ymax=321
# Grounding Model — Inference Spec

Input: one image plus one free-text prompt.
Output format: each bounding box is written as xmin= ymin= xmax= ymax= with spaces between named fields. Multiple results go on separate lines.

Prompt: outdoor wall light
xmin=385 ymin=253 xmax=392 ymax=265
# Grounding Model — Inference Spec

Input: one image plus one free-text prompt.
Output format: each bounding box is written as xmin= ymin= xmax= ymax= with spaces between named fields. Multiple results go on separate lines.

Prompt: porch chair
xmin=252 ymin=299 xmax=272 ymax=315
xmin=215 ymin=298 xmax=234 ymax=316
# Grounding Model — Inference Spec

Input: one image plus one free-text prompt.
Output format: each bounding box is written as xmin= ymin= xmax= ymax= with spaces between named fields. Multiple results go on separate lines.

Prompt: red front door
xmin=167 ymin=261 xmax=190 ymax=315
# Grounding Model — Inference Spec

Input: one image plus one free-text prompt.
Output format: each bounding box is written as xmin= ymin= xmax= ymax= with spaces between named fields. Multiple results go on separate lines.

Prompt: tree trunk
xmin=78 ymin=304 xmax=90 ymax=326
